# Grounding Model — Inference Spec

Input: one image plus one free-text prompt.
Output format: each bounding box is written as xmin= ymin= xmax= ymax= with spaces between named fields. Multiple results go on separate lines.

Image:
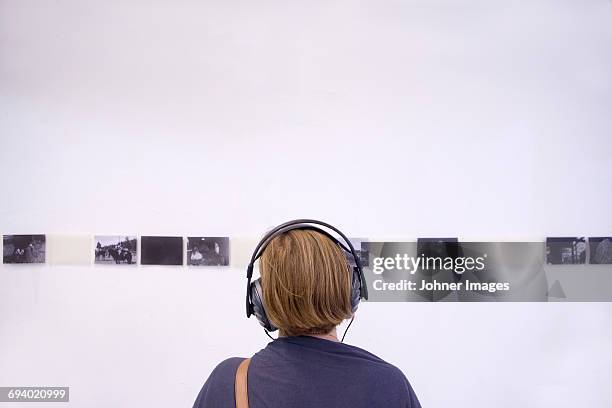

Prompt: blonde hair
xmin=260 ymin=229 xmax=353 ymax=336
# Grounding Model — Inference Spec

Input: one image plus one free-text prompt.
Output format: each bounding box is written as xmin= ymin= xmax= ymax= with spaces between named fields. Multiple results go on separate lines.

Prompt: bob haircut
xmin=259 ymin=229 xmax=353 ymax=336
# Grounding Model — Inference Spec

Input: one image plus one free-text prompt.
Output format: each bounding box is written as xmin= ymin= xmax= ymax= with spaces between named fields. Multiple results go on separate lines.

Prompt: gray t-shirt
xmin=193 ymin=335 xmax=421 ymax=408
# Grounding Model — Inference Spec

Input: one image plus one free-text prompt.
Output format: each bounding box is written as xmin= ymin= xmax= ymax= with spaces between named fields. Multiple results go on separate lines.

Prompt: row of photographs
xmin=2 ymin=235 xmax=229 ymax=266
xmin=2 ymin=235 xmax=612 ymax=266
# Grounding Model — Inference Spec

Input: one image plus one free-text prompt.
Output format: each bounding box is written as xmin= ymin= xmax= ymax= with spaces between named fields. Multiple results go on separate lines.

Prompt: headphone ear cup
xmin=250 ymin=278 xmax=277 ymax=332
xmin=350 ymin=267 xmax=362 ymax=313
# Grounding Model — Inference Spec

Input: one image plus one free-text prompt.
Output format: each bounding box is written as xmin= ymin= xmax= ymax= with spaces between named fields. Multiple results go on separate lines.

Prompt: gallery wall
xmin=1 ymin=0 xmax=612 ymax=407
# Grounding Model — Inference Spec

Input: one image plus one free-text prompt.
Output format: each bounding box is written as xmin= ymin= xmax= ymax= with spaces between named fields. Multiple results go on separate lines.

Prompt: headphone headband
xmin=246 ymin=219 xmax=368 ymax=318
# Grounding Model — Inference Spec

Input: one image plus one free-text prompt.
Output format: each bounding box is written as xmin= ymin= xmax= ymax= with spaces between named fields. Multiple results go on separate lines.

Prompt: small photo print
xmin=48 ymin=235 xmax=92 ymax=265
xmin=95 ymin=236 xmax=137 ymax=265
xmin=141 ymin=236 xmax=183 ymax=266
xmin=589 ymin=237 xmax=612 ymax=264
xmin=3 ymin=235 xmax=46 ymax=264
xmin=229 ymin=237 xmax=259 ymax=269
xmin=416 ymin=238 xmax=462 ymax=272
xmin=187 ymin=237 xmax=229 ymax=266
xmin=346 ymin=238 xmax=369 ymax=267
xmin=546 ymin=237 xmax=587 ymax=265
xmin=416 ymin=238 xmax=461 ymax=258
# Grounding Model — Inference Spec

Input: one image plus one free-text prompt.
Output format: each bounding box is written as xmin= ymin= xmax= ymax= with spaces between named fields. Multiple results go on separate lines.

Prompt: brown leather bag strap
xmin=235 ymin=358 xmax=251 ymax=408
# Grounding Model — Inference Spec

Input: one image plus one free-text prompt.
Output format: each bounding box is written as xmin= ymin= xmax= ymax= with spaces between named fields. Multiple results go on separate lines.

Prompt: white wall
xmin=1 ymin=0 xmax=612 ymax=407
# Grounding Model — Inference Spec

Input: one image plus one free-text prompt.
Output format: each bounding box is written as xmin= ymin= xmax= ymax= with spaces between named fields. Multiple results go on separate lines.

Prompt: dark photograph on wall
xmin=3 ymin=235 xmax=46 ymax=264
xmin=141 ymin=236 xmax=183 ymax=265
xmin=416 ymin=238 xmax=462 ymax=276
xmin=416 ymin=238 xmax=461 ymax=261
xmin=95 ymin=236 xmax=137 ymax=265
xmin=588 ymin=237 xmax=612 ymax=264
xmin=346 ymin=238 xmax=369 ymax=267
xmin=187 ymin=237 xmax=229 ymax=266
xmin=546 ymin=237 xmax=587 ymax=264
xmin=416 ymin=238 xmax=463 ymax=301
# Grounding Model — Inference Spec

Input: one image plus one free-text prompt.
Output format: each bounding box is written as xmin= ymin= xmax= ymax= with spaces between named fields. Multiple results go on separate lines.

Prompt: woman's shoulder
xmin=213 ymin=357 xmax=245 ymax=371
xmin=207 ymin=357 xmax=246 ymax=386
xmin=338 ymin=344 xmax=421 ymax=406
xmin=192 ymin=357 xmax=246 ymax=408
xmin=344 ymin=343 xmax=412 ymax=380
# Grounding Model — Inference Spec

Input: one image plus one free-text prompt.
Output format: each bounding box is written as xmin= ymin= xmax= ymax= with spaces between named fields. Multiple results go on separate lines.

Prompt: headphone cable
xmin=341 ymin=316 xmax=355 ymax=343
xmin=264 ymin=329 xmax=275 ymax=340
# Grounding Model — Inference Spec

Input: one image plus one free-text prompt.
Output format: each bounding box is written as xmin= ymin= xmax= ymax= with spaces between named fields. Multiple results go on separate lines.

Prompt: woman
xmin=193 ymin=224 xmax=421 ymax=407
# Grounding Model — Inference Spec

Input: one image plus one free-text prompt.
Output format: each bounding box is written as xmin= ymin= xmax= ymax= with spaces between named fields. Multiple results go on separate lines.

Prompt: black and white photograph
xmin=187 ymin=237 xmax=229 ymax=266
xmin=589 ymin=237 xmax=612 ymax=264
xmin=346 ymin=238 xmax=369 ymax=267
xmin=546 ymin=237 xmax=587 ymax=265
xmin=416 ymin=238 xmax=462 ymax=273
xmin=95 ymin=236 xmax=137 ymax=265
xmin=3 ymin=235 xmax=46 ymax=264
xmin=141 ymin=236 xmax=183 ymax=266
xmin=416 ymin=238 xmax=461 ymax=259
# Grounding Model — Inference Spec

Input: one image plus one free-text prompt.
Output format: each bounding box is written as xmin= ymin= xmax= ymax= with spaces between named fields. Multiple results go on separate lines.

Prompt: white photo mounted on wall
xmin=187 ymin=237 xmax=229 ymax=266
xmin=48 ymin=235 xmax=92 ymax=265
xmin=94 ymin=236 xmax=137 ymax=265
xmin=230 ymin=237 xmax=259 ymax=269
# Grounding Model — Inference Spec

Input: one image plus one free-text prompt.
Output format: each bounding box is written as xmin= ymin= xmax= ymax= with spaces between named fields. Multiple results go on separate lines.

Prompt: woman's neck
xmin=306 ymin=328 xmax=339 ymax=342
xmin=278 ymin=328 xmax=339 ymax=342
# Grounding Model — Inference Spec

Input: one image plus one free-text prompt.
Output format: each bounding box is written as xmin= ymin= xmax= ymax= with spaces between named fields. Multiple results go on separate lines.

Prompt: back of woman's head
xmin=259 ymin=229 xmax=353 ymax=336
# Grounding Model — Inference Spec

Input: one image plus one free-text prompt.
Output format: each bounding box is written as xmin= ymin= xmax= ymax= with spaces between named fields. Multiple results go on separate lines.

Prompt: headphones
xmin=246 ymin=219 xmax=368 ymax=333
